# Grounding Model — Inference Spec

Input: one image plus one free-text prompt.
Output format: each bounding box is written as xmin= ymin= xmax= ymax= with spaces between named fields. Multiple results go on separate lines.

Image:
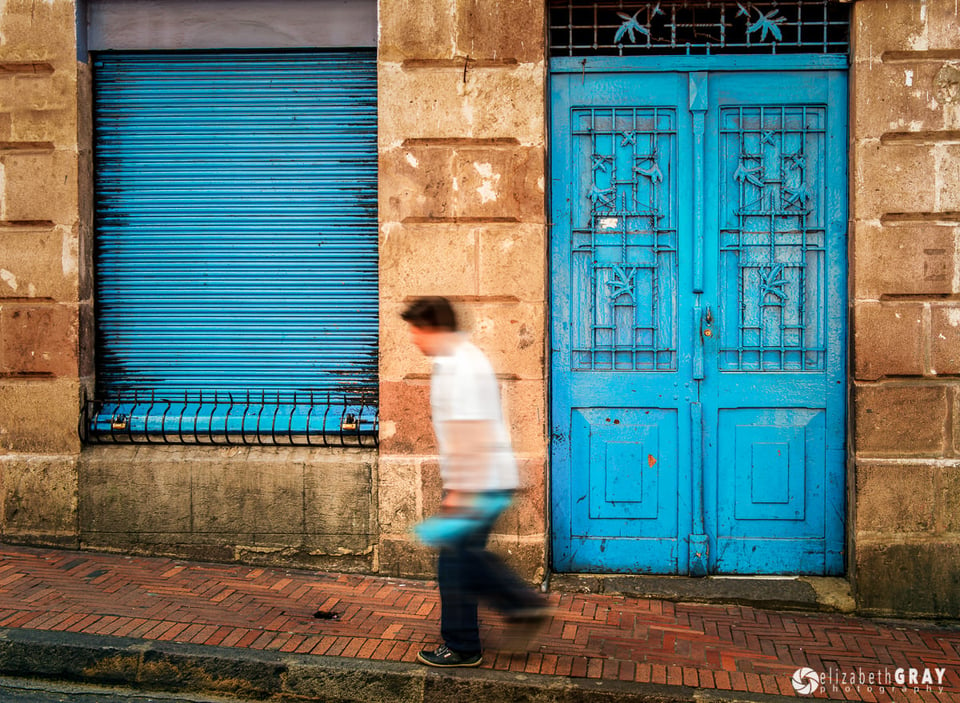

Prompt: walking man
xmin=402 ymin=296 xmax=550 ymax=667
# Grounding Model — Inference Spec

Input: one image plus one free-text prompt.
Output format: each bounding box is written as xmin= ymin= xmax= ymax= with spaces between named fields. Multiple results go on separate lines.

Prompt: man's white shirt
xmin=430 ymin=336 xmax=519 ymax=492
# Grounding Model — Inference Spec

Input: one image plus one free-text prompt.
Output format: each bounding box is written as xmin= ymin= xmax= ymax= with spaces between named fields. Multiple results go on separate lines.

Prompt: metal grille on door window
xmin=571 ymin=107 xmax=678 ymax=371
xmin=549 ymin=1 xmax=850 ymax=56
xmin=718 ymin=105 xmax=827 ymax=372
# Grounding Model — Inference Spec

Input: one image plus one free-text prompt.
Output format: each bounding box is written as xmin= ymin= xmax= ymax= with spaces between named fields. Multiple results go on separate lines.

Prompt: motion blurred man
xmin=402 ymin=296 xmax=550 ymax=667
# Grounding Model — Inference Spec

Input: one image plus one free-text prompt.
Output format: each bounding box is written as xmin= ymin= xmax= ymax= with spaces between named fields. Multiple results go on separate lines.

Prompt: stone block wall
xmin=0 ymin=0 xmax=84 ymax=546
xmin=0 ymin=0 xmax=381 ymax=569
xmin=851 ymin=0 xmax=960 ymax=617
xmin=377 ymin=0 xmax=549 ymax=580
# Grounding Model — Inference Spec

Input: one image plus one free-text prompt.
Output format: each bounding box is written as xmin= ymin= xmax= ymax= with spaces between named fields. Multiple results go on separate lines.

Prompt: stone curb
xmin=0 ymin=627 xmax=799 ymax=703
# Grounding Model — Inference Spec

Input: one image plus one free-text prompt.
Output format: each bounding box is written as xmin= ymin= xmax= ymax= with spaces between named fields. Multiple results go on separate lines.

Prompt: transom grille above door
xmin=549 ymin=1 xmax=850 ymax=56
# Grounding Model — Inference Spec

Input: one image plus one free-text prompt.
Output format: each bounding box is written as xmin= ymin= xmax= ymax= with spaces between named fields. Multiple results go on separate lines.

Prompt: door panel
xmin=584 ymin=411 xmax=672 ymax=522
xmin=551 ymin=65 xmax=846 ymax=575
xmin=551 ymin=73 xmax=694 ymax=573
xmin=717 ymin=408 xmax=824 ymax=523
xmin=703 ymin=72 xmax=846 ymax=574
xmin=567 ymin=407 xmax=682 ymax=569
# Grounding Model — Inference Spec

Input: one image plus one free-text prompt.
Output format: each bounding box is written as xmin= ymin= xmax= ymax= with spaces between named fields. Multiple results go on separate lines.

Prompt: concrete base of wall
xmin=77 ymin=445 xmax=378 ymax=572
xmin=0 ymin=454 xmax=80 ymax=548
xmin=855 ymin=542 xmax=960 ymax=619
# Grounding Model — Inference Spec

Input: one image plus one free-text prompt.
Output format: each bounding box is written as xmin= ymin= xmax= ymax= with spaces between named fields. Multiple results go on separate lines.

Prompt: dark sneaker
xmin=506 ymin=603 xmax=554 ymax=624
xmin=500 ymin=604 xmax=554 ymax=653
xmin=417 ymin=644 xmax=482 ymax=668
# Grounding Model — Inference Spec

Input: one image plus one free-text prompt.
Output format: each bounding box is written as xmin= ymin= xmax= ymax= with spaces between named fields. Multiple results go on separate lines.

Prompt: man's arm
xmin=440 ymin=419 xmax=495 ymax=511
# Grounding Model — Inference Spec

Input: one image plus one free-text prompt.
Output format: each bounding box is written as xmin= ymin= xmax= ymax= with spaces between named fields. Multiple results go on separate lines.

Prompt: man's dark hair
xmin=401 ymin=296 xmax=458 ymax=331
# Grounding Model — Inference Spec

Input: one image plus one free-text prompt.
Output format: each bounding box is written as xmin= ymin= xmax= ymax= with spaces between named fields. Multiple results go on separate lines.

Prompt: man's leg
xmin=472 ymin=548 xmax=548 ymax=616
xmin=462 ymin=516 xmax=551 ymax=654
xmin=418 ymin=539 xmax=483 ymax=667
xmin=438 ymin=537 xmax=483 ymax=655
xmin=463 ymin=500 xmax=548 ymax=616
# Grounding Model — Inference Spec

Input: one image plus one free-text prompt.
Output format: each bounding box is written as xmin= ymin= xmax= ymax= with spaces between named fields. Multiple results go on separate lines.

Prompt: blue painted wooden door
xmin=550 ymin=62 xmax=847 ymax=575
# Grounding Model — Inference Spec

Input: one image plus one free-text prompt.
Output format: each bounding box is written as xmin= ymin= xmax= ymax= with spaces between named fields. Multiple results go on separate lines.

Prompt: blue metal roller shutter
xmin=88 ymin=50 xmax=378 ymax=444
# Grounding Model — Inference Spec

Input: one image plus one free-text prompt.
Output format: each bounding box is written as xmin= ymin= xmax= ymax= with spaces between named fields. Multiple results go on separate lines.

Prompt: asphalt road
xmin=0 ymin=677 xmax=260 ymax=703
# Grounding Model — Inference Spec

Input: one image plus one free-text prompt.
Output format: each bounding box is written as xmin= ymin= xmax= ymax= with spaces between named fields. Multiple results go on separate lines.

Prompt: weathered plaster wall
xmin=851 ymin=0 xmax=960 ymax=617
xmin=377 ymin=0 xmax=549 ymax=580
xmin=0 ymin=0 xmax=84 ymax=546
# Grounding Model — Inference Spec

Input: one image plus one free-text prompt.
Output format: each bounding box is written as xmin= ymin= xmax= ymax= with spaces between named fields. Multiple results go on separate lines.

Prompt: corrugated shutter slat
xmin=91 ymin=51 xmax=378 ymax=439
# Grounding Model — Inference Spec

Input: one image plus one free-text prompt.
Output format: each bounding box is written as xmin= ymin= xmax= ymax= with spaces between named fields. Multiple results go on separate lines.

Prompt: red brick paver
xmin=0 ymin=545 xmax=957 ymax=701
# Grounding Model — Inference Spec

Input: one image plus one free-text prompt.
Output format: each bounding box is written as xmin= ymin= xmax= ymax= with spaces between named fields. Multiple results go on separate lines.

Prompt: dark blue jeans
xmin=437 ymin=497 xmax=542 ymax=655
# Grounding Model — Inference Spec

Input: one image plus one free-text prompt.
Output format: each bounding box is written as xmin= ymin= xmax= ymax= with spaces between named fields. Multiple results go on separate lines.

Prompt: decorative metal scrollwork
xmin=734 ymin=160 xmax=764 ymax=188
xmin=615 ymin=10 xmax=651 ymax=43
xmin=740 ymin=4 xmax=787 ymax=43
xmin=607 ymin=265 xmax=639 ymax=304
xmin=589 ymin=183 xmax=616 ymax=211
xmin=634 ymin=157 xmax=664 ymax=184
xmin=757 ymin=263 xmax=788 ymax=305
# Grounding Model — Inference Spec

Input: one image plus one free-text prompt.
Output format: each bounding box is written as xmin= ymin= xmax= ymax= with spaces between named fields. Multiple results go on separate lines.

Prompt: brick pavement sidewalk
xmin=0 ymin=544 xmax=958 ymax=702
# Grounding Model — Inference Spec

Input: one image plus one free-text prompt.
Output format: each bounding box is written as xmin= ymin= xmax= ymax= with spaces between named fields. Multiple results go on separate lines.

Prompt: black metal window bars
xmin=549 ymin=1 xmax=850 ymax=56
xmin=81 ymin=390 xmax=378 ymax=447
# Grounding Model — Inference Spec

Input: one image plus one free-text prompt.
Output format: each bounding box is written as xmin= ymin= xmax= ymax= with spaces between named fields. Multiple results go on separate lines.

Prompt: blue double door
xmin=550 ymin=62 xmax=847 ymax=575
